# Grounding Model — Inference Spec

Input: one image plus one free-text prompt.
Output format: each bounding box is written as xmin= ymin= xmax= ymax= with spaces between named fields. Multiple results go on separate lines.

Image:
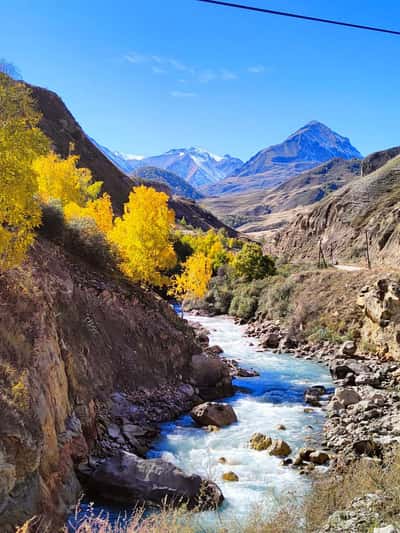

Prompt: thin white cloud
xmin=152 ymin=66 xmax=166 ymax=74
xmin=220 ymin=68 xmax=237 ymax=80
xmin=197 ymin=69 xmax=217 ymax=83
xmin=248 ymin=65 xmax=265 ymax=74
xmin=168 ymin=58 xmax=187 ymax=71
xmin=125 ymin=52 xmax=147 ymax=64
xmin=170 ymin=90 xmax=197 ymax=98
xmin=124 ymin=51 xmax=239 ymax=83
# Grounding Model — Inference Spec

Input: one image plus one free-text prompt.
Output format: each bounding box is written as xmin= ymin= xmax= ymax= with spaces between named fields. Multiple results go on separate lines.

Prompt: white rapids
xmin=147 ymin=314 xmax=333 ymax=529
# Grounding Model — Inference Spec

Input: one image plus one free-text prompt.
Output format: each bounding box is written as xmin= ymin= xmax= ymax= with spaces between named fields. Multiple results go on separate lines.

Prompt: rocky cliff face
xmin=358 ymin=279 xmax=400 ymax=359
xmin=0 ymin=237 xmax=231 ymax=531
xmin=361 ymin=146 xmax=400 ymax=177
xmin=269 ymin=152 xmax=400 ymax=268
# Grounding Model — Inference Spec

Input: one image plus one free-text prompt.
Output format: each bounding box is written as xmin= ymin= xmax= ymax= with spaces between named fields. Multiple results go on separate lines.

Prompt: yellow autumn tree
xmin=172 ymin=252 xmax=212 ymax=299
xmin=64 ymin=193 xmax=114 ymax=234
xmin=0 ymin=72 xmax=49 ymax=270
xmin=33 ymin=152 xmax=102 ymax=207
xmin=109 ymin=185 xmax=176 ymax=286
xmin=178 ymin=229 xmax=233 ymax=272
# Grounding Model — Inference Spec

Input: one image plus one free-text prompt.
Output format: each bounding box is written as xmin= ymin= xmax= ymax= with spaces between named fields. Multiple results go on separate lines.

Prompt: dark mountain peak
xmin=288 ymin=121 xmax=355 ymax=146
xmin=203 ymin=121 xmax=362 ymax=196
xmin=132 ymin=165 xmax=203 ymax=200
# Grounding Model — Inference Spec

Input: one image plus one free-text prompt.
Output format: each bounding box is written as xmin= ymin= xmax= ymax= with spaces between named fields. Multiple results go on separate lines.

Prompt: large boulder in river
xmin=268 ymin=439 xmax=292 ymax=457
xmin=191 ymin=402 xmax=237 ymax=427
xmin=191 ymin=353 xmax=233 ymax=400
xmin=249 ymin=433 xmax=272 ymax=451
xmin=309 ymin=450 xmax=330 ymax=465
xmin=79 ymin=451 xmax=224 ymax=510
xmin=304 ymin=386 xmax=326 ymax=406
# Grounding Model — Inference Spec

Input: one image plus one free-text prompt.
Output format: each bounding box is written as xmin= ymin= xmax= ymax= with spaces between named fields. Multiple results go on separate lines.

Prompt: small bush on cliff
xmin=39 ymin=203 xmax=117 ymax=271
xmin=39 ymin=201 xmax=66 ymax=241
xmin=64 ymin=217 xmax=117 ymax=270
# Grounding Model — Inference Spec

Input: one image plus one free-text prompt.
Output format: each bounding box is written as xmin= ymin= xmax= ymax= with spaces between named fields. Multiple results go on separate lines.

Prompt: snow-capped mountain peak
xmin=95 ymin=142 xmax=244 ymax=188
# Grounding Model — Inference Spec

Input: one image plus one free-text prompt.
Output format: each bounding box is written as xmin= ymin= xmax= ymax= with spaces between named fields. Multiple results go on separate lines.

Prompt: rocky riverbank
xmin=73 ymin=322 xmax=234 ymax=515
xmin=0 ymin=238 xmax=234 ymax=532
xmin=245 ymin=316 xmax=400 ymax=466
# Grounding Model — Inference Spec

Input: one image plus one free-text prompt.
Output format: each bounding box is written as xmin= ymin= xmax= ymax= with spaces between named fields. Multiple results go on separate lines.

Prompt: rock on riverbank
xmin=79 ymin=451 xmax=224 ymax=510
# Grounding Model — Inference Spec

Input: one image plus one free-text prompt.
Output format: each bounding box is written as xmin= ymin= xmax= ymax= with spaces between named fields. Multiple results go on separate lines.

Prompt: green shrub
xmin=205 ymin=276 xmax=233 ymax=314
xmin=256 ymin=276 xmax=296 ymax=320
xmin=228 ymin=279 xmax=270 ymax=320
xmin=232 ymin=242 xmax=276 ymax=282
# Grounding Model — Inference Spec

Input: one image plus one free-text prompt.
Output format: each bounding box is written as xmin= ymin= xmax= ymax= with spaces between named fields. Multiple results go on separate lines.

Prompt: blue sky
xmin=1 ymin=0 xmax=400 ymax=160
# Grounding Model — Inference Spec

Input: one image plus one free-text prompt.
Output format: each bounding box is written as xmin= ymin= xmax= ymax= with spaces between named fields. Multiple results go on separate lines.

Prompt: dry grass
xmin=66 ymin=506 xmax=197 ymax=533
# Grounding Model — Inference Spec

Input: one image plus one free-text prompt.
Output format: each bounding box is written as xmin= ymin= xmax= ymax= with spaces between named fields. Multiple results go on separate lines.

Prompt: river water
xmin=68 ymin=313 xmax=333 ymax=531
xmin=147 ymin=314 xmax=333 ymax=529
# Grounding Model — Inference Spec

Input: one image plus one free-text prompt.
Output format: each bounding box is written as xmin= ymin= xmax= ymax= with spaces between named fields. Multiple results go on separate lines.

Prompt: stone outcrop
xmin=78 ymin=451 xmax=223 ymax=510
xmin=361 ymin=146 xmax=400 ymax=176
xmin=358 ymin=279 xmax=400 ymax=359
xmin=190 ymin=402 xmax=237 ymax=427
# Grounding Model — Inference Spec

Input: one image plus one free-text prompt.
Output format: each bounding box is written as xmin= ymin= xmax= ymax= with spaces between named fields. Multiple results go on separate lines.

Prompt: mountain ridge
xmin=96 ymin=144 xmax=243 ymax=189
xmin=203 ymin=121 xmax=362 ymax=196
xmin=202 ymin=157 xmax=362 ymax=237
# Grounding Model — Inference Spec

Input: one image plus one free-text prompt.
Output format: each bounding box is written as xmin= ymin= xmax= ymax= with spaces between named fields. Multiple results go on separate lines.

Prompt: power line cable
xmin=197 ymin=0 xmax=400 ymax=36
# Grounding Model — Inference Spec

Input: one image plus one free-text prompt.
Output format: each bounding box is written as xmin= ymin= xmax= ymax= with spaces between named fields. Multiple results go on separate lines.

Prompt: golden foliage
xmin=33 ymin=152 xmax=102 ymax=207
xmin=171 ymin=252 xmax=212 ymax=299
xmin=0 ymin=73 xmax=49 ymax=271
xmin=179 ymin=229 xmax=234 ymax=271
xmin=64 ymin=193 xmax=114 ymax=234
xmin=109 ymin=185 xmax=176 ymax=286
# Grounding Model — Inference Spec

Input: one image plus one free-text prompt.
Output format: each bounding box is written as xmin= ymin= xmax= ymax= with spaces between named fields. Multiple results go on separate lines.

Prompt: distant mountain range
xmin=96 ymin=144 xmax=243 ymax=189
xmin=90 ymin=138 xmax=145 ymax=174
xmin=95 ymin=121 xmax=362 ymax=198
xmin=203 ymin=121 xmax=362 ymax=195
